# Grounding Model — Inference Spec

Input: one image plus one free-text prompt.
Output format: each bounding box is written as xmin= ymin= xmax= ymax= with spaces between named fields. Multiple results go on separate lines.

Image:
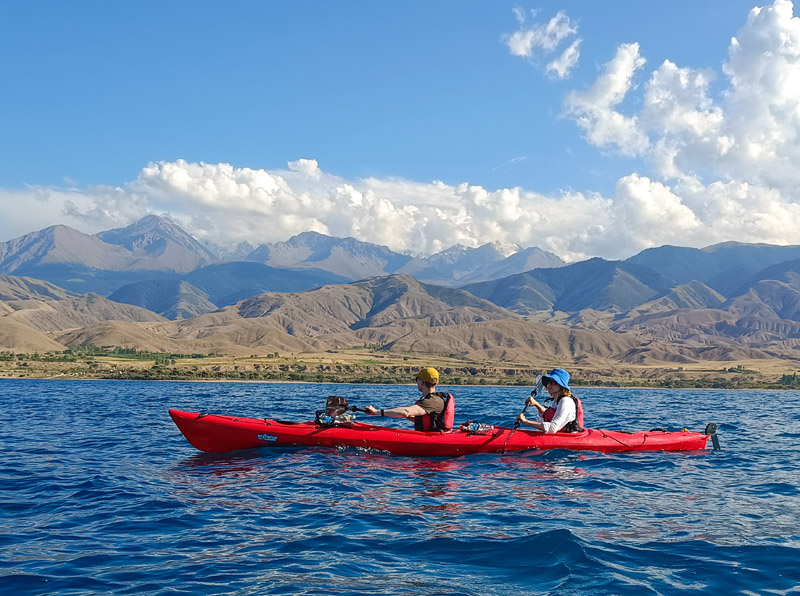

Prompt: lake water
xmin=1 ymin=379 xmax=799 ymax=595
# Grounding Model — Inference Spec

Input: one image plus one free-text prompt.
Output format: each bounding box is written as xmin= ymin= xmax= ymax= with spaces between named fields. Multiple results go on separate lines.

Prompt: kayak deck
xmin=169 ymin=409 xmax=712 ymax=456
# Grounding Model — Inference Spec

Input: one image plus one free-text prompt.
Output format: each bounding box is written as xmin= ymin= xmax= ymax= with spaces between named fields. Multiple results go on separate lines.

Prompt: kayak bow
xmin=169 ymin=409 xmax=714 ymax=456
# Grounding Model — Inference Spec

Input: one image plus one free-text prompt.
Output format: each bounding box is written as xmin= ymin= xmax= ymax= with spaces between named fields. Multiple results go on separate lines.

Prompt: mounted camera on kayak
xmin=315 ymin=395 xmax=357 ymax=427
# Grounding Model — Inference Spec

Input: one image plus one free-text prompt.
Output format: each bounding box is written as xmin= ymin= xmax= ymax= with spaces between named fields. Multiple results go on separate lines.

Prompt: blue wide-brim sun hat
xmin=542 ymin=368 xmax=571 ymax=391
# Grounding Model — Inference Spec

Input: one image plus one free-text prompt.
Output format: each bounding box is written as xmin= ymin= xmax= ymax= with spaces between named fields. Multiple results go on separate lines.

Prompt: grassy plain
xmin=1 ymin=348 xmax=799 ymax=389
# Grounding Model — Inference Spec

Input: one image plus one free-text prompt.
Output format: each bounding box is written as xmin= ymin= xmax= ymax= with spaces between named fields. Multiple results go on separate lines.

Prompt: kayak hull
xmin=169 ymin=409 xmax=711 ymax=456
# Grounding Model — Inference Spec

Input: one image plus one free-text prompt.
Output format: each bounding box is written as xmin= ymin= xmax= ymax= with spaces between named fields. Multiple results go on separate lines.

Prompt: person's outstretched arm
xmin=364 ymin=404 xmax=427 ymax=419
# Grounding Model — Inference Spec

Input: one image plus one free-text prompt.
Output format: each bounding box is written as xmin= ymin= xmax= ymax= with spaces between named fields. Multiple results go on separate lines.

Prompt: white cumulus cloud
xmin=565 ymin=0 xmax=800 ymax=185
xmin=558 ymin=0 xmax=800 ymax=254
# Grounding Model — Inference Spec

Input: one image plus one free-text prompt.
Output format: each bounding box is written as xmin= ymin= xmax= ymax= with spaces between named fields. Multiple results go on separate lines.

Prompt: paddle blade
xmin=705 ymin=422 xmax=721 ymax=450
xmin=531 ymin=375 xmax=544 ymax=398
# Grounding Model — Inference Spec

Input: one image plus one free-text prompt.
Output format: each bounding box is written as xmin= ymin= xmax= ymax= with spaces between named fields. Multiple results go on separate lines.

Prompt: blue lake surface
xmin=1 ymin=379 xmax=799 ymax=595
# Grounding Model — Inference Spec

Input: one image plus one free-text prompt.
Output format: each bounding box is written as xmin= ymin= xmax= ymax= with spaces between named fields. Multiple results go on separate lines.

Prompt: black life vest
xmin=542 ymin=395 xmax=584 ymax=433
xmin=415 ymin=392 xmax=455 ymax=432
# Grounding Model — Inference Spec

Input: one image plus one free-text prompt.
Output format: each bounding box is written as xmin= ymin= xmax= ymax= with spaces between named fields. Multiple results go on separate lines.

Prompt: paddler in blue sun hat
xmin=364 ymin=367 xmax=455 ymax=432
xmin=516 ymin=368 xmax=584 ymax=433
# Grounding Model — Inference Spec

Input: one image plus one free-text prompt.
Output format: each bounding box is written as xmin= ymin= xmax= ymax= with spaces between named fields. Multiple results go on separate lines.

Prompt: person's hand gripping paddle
xmin=503 ymin=375 xmax=544 ymax=452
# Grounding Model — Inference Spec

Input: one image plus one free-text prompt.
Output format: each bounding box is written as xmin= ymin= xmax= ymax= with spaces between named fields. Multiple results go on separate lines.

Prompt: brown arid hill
xmin=0 ymin=275 xmax=76 ymax=301
xmin=233 ymin=274 xmax=518 ymax=336
xmin=4 ymin=271 xmax=800 ymax=369
xmin=383 ymin=319 xmax=643 ymax=365
xmin=612 ymin=306 xmax=800 ymax=362
xmin=37 ymin=274 xmax=522 ymax=357
xmin=46 ymin=311 xmax=643 ymax=365
xmin=123 ymin=273 xmax=521 ymax=353
xmin=378 ymin=318 xmax=786 ymax=367
xmin=53 ymin=321 xmax=198 ymax=354
xmin=0 ymin=318 xmax=67 ymax=352
xmin=3 ymin=293 xmax=167 ymax=332
xmin=53 ymin=319 xmax=316 ymax=355
xmin=618 ymin=340 xmax=780 ymax=365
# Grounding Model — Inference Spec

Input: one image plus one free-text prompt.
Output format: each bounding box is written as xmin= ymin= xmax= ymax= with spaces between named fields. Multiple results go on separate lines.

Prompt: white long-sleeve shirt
xmin=537 ymin=396 xmax=577 ymax=434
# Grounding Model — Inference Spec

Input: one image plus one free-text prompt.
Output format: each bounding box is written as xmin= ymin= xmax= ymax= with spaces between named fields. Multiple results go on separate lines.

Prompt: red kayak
xmin=169 ymin=409 xmax=716 ymax=456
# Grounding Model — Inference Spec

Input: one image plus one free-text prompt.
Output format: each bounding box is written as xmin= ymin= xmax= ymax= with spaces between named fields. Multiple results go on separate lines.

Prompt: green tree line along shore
xmin=2 ymin=347 xmax=800 ymax=389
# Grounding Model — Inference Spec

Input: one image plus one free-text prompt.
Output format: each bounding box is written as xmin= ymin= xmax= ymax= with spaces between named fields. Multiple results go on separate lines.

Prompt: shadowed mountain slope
xmin=626 ymin=242 xmax=800 ymax=294
xmin=185 ymin=262 xmax=349 ymax=306
xmin=724 ymin=258 xmax=800 ymax=297
xmin=479 ymin=246 xmax=565 ymax=281
xmin=724 ymin=280 xmax=800 ymax=322
xmin=623 ymin=281 xmax=726 ymax=319
xmin=108 ymin=280 xmax=218 ymax=320
xmin=462 ymin=258 xmax=674 ymax=314
xmin=107 ymin=261 xmax=349 ymax=318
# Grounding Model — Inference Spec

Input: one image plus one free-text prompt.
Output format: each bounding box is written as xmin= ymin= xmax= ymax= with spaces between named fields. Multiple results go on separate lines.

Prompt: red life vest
xmin=416 ymin=392 xmax=455 ymax=432
xmin=542 ymin=395 xmax=584 ymax=433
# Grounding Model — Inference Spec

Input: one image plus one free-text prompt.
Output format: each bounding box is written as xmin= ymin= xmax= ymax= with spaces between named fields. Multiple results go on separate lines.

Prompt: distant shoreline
xmin=3 ymin=348 xmax=798 ymax=390
xmin=0 ymin=374 xmax=793 ymax=391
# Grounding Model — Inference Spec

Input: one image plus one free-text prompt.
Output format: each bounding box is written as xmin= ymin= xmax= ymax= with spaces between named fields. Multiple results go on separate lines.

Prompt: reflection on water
xmin=170 ymin=444 xmax=614 ymax=542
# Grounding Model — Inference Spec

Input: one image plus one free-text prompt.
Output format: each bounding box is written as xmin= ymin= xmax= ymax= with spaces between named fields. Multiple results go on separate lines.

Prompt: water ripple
xmin=1 ymin=380 xmax=799 ymax=594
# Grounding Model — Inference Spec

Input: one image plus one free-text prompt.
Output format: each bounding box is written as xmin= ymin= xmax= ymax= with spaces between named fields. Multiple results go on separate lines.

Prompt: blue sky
xmin=2 ymin=0 xmax=798 ymax=261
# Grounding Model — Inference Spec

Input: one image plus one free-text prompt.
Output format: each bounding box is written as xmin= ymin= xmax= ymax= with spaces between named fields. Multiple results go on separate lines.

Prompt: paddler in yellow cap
xmin=364 ymin=367 xmax=454 ymax=432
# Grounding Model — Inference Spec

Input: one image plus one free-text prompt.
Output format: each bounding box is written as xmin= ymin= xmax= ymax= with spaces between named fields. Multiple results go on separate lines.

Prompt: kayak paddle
xmin=503 ymin=375 xmax=544 ymax=452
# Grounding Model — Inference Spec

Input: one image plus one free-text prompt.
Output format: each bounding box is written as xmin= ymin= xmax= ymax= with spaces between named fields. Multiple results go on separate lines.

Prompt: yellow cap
xmin=416 ymin=367 xmax=440 ymax=384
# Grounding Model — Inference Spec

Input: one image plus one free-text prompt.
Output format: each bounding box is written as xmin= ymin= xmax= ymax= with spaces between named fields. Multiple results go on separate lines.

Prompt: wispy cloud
xmin=504 ymin=9 xmax=581 ymax=78
xmin=547 ymin=39 xmax=582 ymax=80
xmin=491 ymin=156 xmax=529 ymax=172
xmin=564 ymin=43 xmax=649 ymax=156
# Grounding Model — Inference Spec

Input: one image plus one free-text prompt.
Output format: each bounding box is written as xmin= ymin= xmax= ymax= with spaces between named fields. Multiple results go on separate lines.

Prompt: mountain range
xmin=3 ymin=216 xmax=800 ymax=368
xmin=0 ymin=215 xmax=565 ymax=313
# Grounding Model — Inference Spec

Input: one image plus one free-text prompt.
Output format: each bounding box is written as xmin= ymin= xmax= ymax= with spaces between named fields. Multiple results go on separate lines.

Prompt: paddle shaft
xmin=512 ymin=402 xmax=529 ymax=430
xmin=503 ymin=400 xmax=531 ymax=453
xmin=503 ymin=382 xmax=550 ymax=452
